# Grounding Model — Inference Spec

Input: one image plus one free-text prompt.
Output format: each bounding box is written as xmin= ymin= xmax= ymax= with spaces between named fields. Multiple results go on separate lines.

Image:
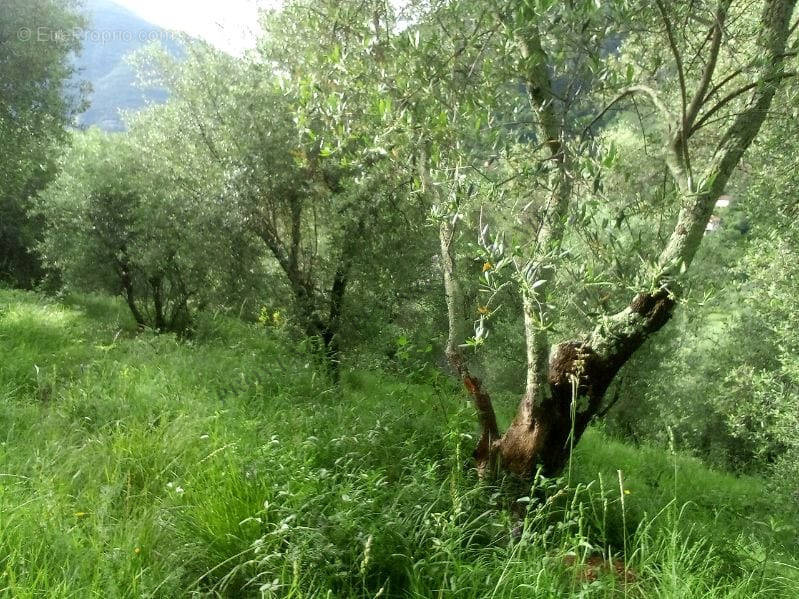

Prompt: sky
xmin=113 ymin=0 xmax=283 ymax=55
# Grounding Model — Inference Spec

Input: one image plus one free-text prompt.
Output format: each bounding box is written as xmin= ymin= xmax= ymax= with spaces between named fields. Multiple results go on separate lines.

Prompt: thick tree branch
xmin=598 ymin=0 xmax=798 ymax=351
xmin=515 ymin=25 xmax=563 ymax=160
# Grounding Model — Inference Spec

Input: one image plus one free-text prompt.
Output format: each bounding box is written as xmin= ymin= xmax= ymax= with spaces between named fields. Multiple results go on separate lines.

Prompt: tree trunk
xmin=499 ymin=289 xmax=676 ymax=475
xmin=320 ymin=325 xmax=341 ymax=383
xmin=150 ymin=276 xmax=166 ymax=332
xmin=444 ymin=0 xmax=798 ymax=481
xmin=293 ymin=283 xmax=344 ymax=385
xmin=320 ymin=265 xmax=348 ymax=384
xmin=116 ymin=257 xmax=145 ymax=329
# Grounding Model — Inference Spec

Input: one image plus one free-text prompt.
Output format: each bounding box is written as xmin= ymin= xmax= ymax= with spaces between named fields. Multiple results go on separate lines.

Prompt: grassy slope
xmin=1 ymin=289 xmax=797 ymax=598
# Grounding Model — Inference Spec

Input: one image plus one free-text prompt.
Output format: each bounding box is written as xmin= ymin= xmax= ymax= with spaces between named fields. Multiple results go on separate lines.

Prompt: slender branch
xmin=439 ymin=215 xmax=501 ymax=450
xmin=655 ymin=0 xmax=689 ymax=125
xmin=583 ymin=85 xmax=673 ymax=135
xmin=691 ymin=70 xmax=798 ymax=135
xmin=657 ymin=0 xmax=700 ymax=191
xmin=683 ymin=1 xmax=729 ymax=132
xmin=702 ymin=50 xmax=798 ymax=108
xmin=418 ymin=150 xmax=501 ymax=463
xmin=702 ymin=67 xmax=746 ymax=105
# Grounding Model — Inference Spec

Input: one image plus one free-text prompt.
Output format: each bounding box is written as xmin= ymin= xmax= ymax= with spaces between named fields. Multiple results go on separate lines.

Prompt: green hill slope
xmin=74 ymin=0 xmax=180 ymax=131
xmin=1 ymin=289 xmax=797 ymax=597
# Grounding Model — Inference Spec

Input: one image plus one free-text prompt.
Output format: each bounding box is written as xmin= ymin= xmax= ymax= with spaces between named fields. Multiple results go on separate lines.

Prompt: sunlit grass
xmin=1 ymin=289 xmax=797 ymax=597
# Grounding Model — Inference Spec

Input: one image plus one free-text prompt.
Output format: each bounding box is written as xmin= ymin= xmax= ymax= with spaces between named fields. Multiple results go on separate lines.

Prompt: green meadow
xmin=2 ymin=289 xmax=797 ymax=598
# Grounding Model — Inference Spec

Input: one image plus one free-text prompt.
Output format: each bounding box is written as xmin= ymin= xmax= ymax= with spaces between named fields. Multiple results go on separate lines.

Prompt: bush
xmin=35 ymin=129 xmax=262 ymax=334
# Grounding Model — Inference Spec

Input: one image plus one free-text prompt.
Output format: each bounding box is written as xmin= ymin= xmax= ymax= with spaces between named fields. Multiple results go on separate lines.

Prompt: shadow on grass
xmin=0 ymin=292 xmax=100 ymax=397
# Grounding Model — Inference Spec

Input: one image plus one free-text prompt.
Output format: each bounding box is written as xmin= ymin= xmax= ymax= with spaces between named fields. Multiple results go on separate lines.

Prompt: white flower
xmin=167 ymin=482 xmax=184 ymax=495
xmin=259 ymin=579 xmax=280 ymax=593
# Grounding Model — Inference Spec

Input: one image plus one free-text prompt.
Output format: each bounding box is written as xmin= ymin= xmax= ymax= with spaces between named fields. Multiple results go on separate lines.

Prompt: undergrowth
xmin=1 ymin=289 xmax=797 ymax=597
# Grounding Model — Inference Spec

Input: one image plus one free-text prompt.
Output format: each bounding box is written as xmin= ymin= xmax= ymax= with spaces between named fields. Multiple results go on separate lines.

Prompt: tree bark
xmin=439 ymin=216 xmax=500 ymax=475
xmin=115 ymin=255 xmax=145 ymax=329
xmin=449 ymin=0 xmax=798 ymax=480
xmin=320 ymin=264 xmax=348 ymax=384
xmin=150 ymin=276 xmax=166 ymax=332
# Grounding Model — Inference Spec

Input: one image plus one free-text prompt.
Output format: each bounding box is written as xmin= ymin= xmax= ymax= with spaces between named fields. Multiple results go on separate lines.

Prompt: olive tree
xmin=0 ymin=0 xmax=86 ymax=287
xmin=392 ymin=0 xmax=799 ymax=477
xmin=132 ymin=5 xmax=429 ymax=377
xmin=36 ymin=128 xmax=260 ymax=333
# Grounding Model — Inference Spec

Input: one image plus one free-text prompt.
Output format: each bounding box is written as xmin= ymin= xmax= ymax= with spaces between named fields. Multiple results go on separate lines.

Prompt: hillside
xmin=1 ymin=288 xmax=797 ymax=597
xmin=74 ymin=0 xmax=181 ymax=131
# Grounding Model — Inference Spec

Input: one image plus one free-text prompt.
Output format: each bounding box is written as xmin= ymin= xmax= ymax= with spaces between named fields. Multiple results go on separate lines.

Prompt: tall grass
xmin=1 ymin=289 xmax=797 ymax=597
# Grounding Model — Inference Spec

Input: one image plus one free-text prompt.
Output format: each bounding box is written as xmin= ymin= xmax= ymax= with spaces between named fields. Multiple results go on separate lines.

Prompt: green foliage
xmin=127 ymin=27 xmax=437 ymax=359
xmin=0 ymin=0 xmax=86 ymax=287
xmin=5 ymin=2 xmax=799 ymax=594
xmin=35 ymin=129 xmax=261 ymax=333
xmin=2 ymin=289 xmax=798 ymax=597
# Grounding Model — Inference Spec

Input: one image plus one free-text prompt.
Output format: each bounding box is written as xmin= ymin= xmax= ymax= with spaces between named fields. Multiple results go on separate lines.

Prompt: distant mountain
xmin=74 ymin=0 xmax=182 ymax=131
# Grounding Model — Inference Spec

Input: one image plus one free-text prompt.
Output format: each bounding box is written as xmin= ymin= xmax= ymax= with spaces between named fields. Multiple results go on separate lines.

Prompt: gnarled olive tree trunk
xmin=443 ymin=0 xmax=797 ymax=479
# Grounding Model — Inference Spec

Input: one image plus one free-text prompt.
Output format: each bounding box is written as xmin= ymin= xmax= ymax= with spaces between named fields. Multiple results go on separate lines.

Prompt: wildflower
xmin=259 ymin=579 xmax=280 ymax=593
xmin=360 ymin=535 xmax=373 ymax=575
xmin=134 ymin=547 xmax=141 ymax=554
xmin=482 ymin=262 xmax=493 ymax=272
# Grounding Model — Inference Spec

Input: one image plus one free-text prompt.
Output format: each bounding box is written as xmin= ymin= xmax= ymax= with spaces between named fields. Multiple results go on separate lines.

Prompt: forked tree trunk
xmin=443 ymin=0 xmax=796 ymax=479
xmin=295 ymin=266 xmax=349 ymax=385
xmin=497 ymin=289 xmax=675 ymax=476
